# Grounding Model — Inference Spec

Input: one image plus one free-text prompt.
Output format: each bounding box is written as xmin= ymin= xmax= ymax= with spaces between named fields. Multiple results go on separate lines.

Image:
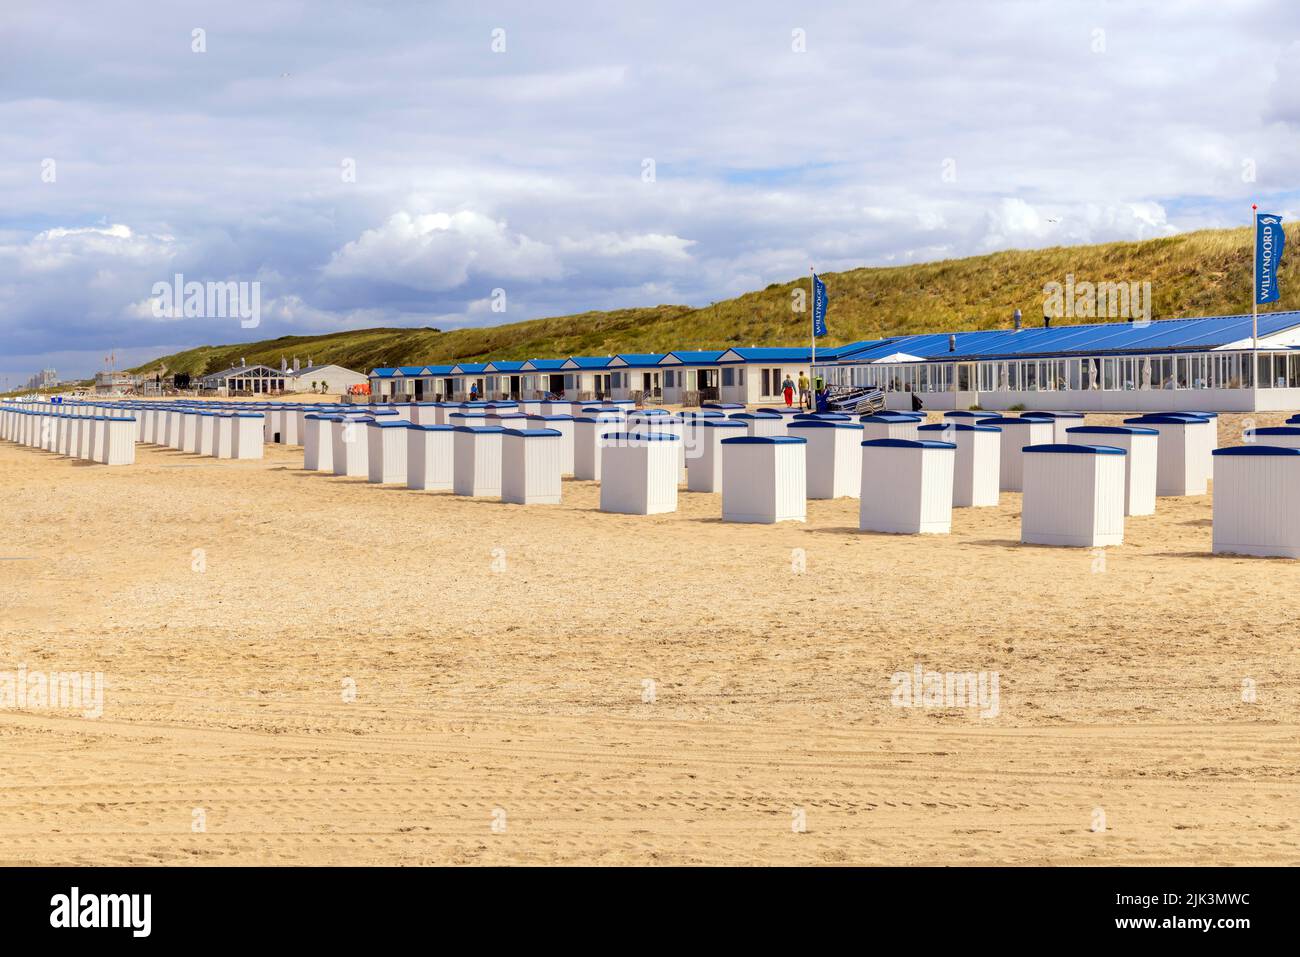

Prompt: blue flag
xmin=1256 ymin=213 xmax=1285 ymax=305
xmin=812 ymin=273 xmax=828 ymax=337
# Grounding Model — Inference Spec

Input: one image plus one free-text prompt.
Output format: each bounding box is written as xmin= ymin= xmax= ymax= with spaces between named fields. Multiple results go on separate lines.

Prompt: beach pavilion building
xmin=200 ymin=363 xmax=289 ymax=395
xmin=713 ymin=348 xmax=816 ymax=405
xmin=362 ymin=308 xmax=1300 ymax=414
xmin=814 ymin=310 xmax=1300 ymax=413
xmin=369 ymin=365 xmax=456 ymax=401
xmin=521 ymin=358 xmax=568 ymax=399
xmin=608 ymin=354 xmax=669 ymax=402
xmin=558 ymin=357 xmax=614 ymax=402
xmin=483 ymin=360 xmax=527 ymax=400
xmin=659 ymin=351 xmax=725 ymax=405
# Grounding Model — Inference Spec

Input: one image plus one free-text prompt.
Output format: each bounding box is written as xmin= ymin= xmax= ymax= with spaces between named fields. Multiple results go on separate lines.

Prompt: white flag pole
xmin=1252 ymin=203 xmax=1259 ymax=353
xmin=809 ymin=268 xmax=816 ymax=409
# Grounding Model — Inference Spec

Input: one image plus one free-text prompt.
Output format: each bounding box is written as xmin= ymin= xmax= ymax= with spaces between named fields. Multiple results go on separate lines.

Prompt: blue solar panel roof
xmin=831 ymin=311 xmax=1300 ymax=363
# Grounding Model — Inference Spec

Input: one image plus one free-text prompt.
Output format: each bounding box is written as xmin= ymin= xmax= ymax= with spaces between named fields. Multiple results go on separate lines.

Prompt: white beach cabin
xmin=720 ymin=435 xmax=807 ymax=523
xmin=786 ymin=420 xmax=864 ymax=499
xmin=687 ymin=418 xmax=747 ymax=492
xmin=858 ymin=439 xmax=955 ymax=534
xmin=1022 ymin=411 xmax=1086 ymax=443
xmin=215 ymin=413 xmax=238 ymax=460
xmin=599 ymin=431 xmax=680 ymax=515
xmin=331 ymin=415 xmax=370 ymax=476
xmin=1123 ymin=415 xmax=1207 ymax=496
xmin=858 ymin=413 xmax=920 ymax=443
xmin=522 ymin=414 xmax=575 ymax=476
xmin=501 ymin=428 xmax=564 ymax=505
xmin=366 ymin=419 xmax=410 ymax=484
xmin=1065 ymin=425 xmax=1158 ymax=516
xmin=406 ymin=424 xmax=455 ymax=491
xmin=1211 ymin=446 xmax=1300 ymax=558
xmin=572 ymin=413 xmax=624 ymax=481
xmin=452 ymin=425 xmax=505 ymax=497
xmin=302 ymin=413 xmax=331 ymax=470
xmin=730 ymin=412 xmax=787 ymax=438
xmin=95 ymin=416 xmax=137 ymax=465
xmin=1020 ymin=444 xmax=1125 ymax=547
xmin=232 ymin=413 xmax=265 ymax=460
xmin=980 ymin=416 xmax=1055 ymax=491
xmin=917 ymin=422 xmax=1001 ymax=507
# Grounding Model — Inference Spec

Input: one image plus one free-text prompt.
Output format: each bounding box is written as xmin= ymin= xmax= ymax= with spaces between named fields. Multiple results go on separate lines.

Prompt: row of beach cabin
xmin=8 ymin=396 xmax=1300 ymax=558
xmin=1 ymin=400 xmax=267 ymax=463
xmin=281 ymin=399 xmax=1300 ymax=559
xmin=366 ymin=310 xmax=1300 ymax=413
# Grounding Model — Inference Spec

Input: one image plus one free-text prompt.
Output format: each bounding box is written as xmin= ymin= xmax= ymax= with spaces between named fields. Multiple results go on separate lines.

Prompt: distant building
xmin=199 ymin=357 xmax=365 ymax=395
xmin=199 ymin=363 xmax=288 ymax=395
xmin=25 ymin=369 xmax=58 ymax=391
xmin=94 ymin=371 xmax=139 ymax=395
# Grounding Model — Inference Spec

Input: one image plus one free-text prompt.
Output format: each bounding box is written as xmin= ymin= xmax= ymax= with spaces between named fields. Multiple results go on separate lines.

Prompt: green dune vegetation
xmin=132 ymin=224 xmax=1299 ymax=378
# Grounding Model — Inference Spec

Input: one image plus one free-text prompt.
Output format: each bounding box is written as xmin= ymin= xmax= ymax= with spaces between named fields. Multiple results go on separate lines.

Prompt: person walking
xmin=782 ymin=373 xmax=796 ymax=408
xmin=797 ymin=371 xmax=811 ymax=409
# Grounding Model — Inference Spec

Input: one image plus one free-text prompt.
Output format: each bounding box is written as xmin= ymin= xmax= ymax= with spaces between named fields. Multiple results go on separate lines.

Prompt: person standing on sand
xmin=782 ymin=374 xmax=795 ymax=408
xmin=797 ymin=371 xmax=810 ymax=409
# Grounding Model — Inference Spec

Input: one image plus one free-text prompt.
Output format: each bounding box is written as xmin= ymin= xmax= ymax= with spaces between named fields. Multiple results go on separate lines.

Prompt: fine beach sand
xmin=1 ymin=407 xmax=1297 ymax=866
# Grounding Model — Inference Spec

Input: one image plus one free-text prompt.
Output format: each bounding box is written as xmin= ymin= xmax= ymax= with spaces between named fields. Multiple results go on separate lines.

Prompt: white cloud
xmin=1 ymin=0 xmax=1296 ymax=380
xmin=322 ymin=211 xmax=563 ymax=290
xmin=10 ymin=224 xmax=176 ymax=273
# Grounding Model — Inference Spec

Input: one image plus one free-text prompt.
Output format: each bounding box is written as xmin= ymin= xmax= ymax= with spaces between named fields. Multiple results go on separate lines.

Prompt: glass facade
xmin=818 ymin=351 xmax=1269 ymax=394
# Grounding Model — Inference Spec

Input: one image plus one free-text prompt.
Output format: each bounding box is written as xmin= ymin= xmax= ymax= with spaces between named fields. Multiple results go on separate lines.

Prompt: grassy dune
xmin=132 ymin=224 xmax=1300 ymax=377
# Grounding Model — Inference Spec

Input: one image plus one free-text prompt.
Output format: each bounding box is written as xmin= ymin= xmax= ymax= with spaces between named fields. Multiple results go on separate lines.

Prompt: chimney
xmin=1012 ymin=308 xmax=1022 ymax=332
xmin=1044 ymin=314 xmax=1052 ymax=329
xmin=948 ymin=335 xmax=956 ymax=352
xmin=307 ymin=357 xmax=314 ymax=368
xmin=241 ymin=357 xmax=246 ymax=367
xmin=293 ymin=356 xmax=300 ymax=372
xmin=280 ymin=356 xmax=288 ymax=372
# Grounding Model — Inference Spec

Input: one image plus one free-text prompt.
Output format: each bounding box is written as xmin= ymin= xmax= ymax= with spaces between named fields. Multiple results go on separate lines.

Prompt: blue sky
xmin=2 ymin=0 xmax=1297 ymax=385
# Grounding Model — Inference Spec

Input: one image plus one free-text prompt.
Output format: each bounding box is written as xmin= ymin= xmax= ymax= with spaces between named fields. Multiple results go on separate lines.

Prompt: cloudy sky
xmin=2 ymin=0 xmax=1297 ymax=384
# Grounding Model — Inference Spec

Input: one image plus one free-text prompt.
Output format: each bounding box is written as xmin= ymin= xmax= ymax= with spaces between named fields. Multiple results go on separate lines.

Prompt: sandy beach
xmin=0 ymin=408 xmax=1297 ymax=866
